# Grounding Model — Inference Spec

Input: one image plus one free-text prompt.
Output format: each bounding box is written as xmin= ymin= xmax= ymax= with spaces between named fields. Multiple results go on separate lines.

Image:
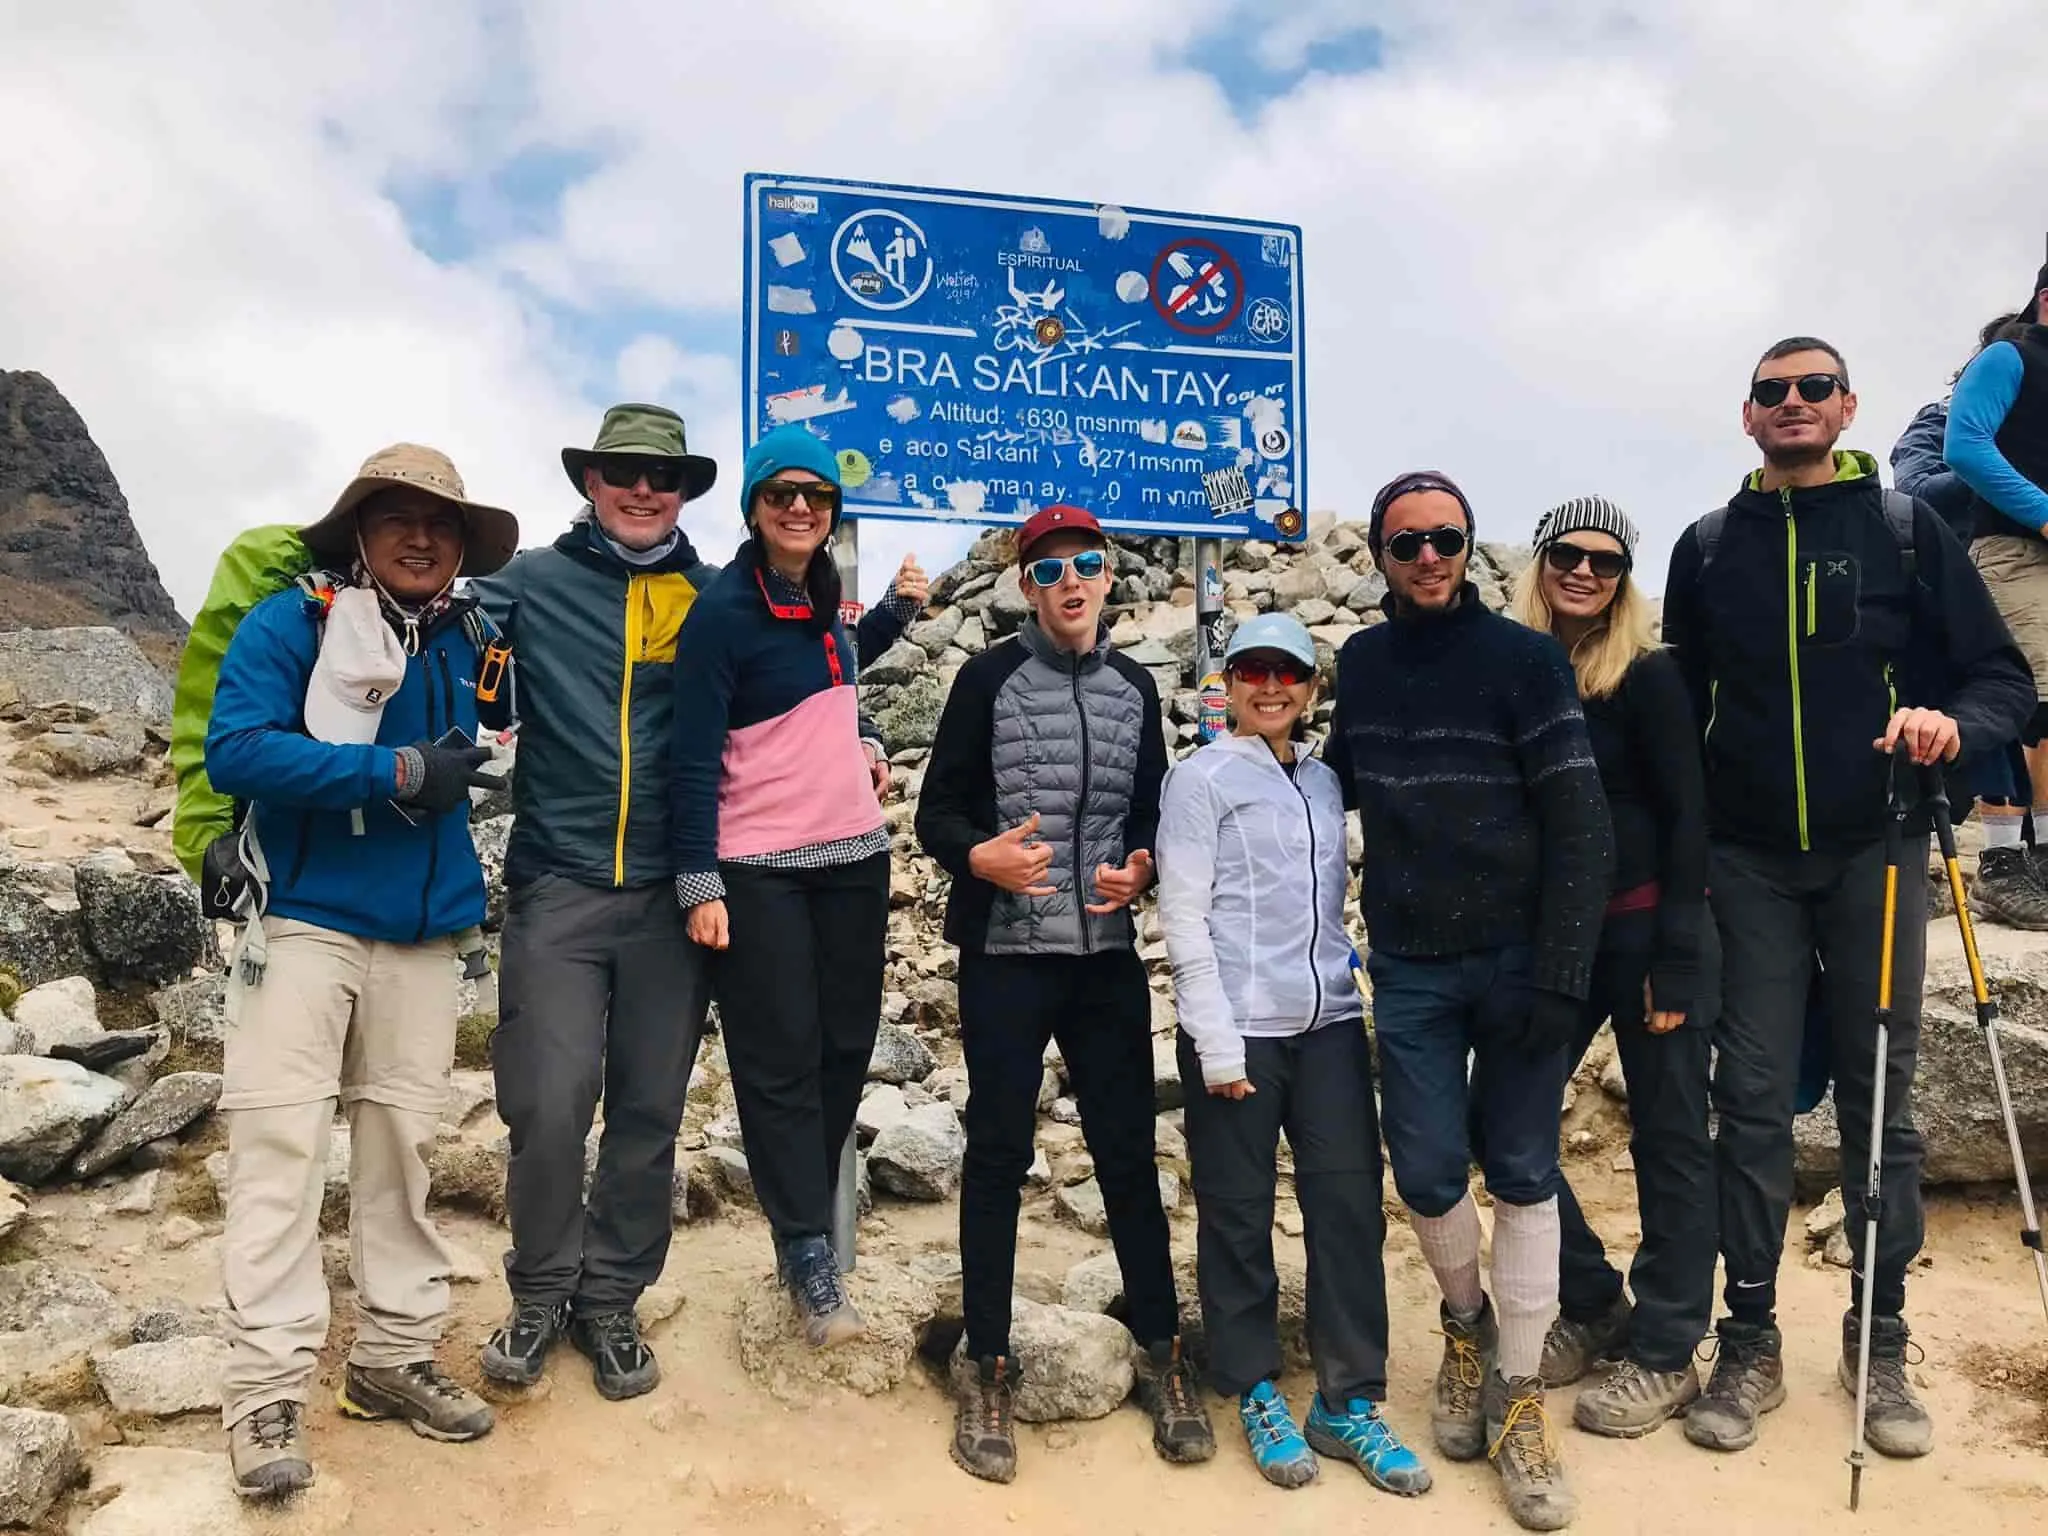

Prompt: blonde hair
xmin=1510 ymin=557 xmax=1658 ymax=701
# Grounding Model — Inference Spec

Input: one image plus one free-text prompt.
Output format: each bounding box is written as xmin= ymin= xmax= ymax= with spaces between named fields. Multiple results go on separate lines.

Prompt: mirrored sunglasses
xmin=1026 ymin=549 xmax=1108 ymax=587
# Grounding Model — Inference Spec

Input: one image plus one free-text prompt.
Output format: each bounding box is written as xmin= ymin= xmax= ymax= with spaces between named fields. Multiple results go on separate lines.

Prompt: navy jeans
xmin=1366 ymin=945 xmax=1567 ymax=1218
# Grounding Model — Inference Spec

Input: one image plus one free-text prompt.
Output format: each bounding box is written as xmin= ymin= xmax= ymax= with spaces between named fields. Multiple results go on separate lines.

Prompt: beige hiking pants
xmin=219 ymin=917 xmax=459 ymax=1428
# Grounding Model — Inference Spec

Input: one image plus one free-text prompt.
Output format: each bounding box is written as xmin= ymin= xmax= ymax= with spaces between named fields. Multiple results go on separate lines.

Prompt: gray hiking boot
xmin=951 ymin=1354 xmax=1019 ymax=1484
xmin=1969 ymin=846 xmax=2048 ymax=930
xmin=1431 ymin=1297 xmax=1498 ymax=1461
xmin=228 ymin=1400 xmax=314 ymax=1500
xmin=782 ymin=1235 xmax=865 ymax=1349
xmin=1540 ymin=1292 xmax=1631 ymax=1387
xmin=1573 ymin=1356 xmax=1701 ymax=1438
xmin=1486 ymin=1373 xmax=1577 ymax=1532
xmin=1839 ymin=1311 xmax=1934 ymax=1458
xmin=336 ymin=1361 xmax=494 ymax=1442
xmin=1134 ymin=1337 xmax=1217 ymax=1463
xmin=1683 ymin=1319 xmax=1785 ymax=1452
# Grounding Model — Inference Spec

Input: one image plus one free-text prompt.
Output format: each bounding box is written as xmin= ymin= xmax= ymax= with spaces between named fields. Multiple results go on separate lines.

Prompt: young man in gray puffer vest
xmin=917 ymin=503 xmax=1214 ymax=1484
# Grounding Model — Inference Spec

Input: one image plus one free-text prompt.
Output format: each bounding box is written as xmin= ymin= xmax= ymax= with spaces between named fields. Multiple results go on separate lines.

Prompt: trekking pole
xmin=1923 ymin=761 xmax=2048 ymax=1327
xmin=1847 ymin=748 xmax=1907 ymax=1512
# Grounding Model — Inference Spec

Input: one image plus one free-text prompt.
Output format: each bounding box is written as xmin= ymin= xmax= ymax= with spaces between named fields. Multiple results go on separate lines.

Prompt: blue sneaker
xmin=1306 ymin=1392 xmax=1434 ymax=1496
xmin=1238 ymin=1381 xmax=1318 ymax=1488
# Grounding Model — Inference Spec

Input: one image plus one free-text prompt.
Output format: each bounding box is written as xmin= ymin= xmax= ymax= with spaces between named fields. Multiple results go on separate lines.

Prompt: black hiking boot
xmin=951 ymin=1354 xmax=1019 ymax=1484
xmin=1539 ymin=1292 xmax=1631 ymax=1387
xmin=781 ymin=1235 xmax=865 ymax=1349
xmin=1431 ymin=1297 xmax=1498 ymax=1461
xmin=1969 ymin=846 xmax=2048 ymax=930
xmin=1683 ymin=1318 xmax=1785 ymax=1452
xmin=1134 ymin=1337 xmax=1216 ymax=1464
xmin=568 ymin=1308 xmax=660 ymax=1401
xmin=1840 ymin=1311 xmax=1934 ymax=1458
xmin=480 ymin=1298 xmax=567 ymax=1387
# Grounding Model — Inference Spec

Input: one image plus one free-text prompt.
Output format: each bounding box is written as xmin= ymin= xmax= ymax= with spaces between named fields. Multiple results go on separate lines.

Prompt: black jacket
xmin=1661 ymin=452 xmax=2033 ymax=852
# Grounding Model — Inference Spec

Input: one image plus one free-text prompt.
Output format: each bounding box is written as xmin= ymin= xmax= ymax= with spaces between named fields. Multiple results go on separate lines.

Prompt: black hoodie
xmin=1661 ymin=451 xmax=2033 ymax=852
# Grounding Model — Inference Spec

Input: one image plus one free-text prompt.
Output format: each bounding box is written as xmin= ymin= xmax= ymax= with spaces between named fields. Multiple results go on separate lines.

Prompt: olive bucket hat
xmin=561 ymin=402 xmax=719 ymax=503
xmin=301 ymin=443 xmax=520 ymax=578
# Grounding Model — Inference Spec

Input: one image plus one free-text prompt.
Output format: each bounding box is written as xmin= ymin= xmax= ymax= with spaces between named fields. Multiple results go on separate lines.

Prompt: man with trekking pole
xmin=1661 ymin=337 xmax=2033 ymax=1467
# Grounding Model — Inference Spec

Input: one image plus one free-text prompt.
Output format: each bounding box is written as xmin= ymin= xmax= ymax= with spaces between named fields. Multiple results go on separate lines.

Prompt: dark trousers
xmin=1710 ymin=839 xmax=1927 ymax=1322
xmin=1178 ymin=1023 xmax=1391 ymax=1401
xmin=1553 ymin=922 xmax=1718 ymax=1373
xmin=712 ymin=852 xmax=889 ymax=1246
xmin=958 ymin=948 xmax=1178 ymax=1359
xmin=495 ymin=877 xmax=708 ymax=1310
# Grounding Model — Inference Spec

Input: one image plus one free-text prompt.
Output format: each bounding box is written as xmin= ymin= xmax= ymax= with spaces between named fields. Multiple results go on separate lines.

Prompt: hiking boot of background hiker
xmin=1134 ymin=1337 xmax=1216 ymax=1463
xmin=1683 ymin=1319 xmax=1785 ymax=1452
xmin=1486 ymin=1374 xmax=1577 ymax=1532
xmin=228 ymin=1401 xmax=314 ymax=1499
xmin=1237 ymin=1380 xmax=1318 ymax=1488
xmin=782 ymin=1235 xmax=865 ymax=1349
xmin=1969 ymin=846 xmax=2048 ymax=930
xmin=1539 ymin=1292 xmax=1632 ymax=1387
xmin=1839 ymin=1310 xmax=1934 ymax=1458
xmin=951 ymin=1354 xmax=1018 ymax=1484
xmin=480 ymin=1297 xmax=567 ymax=1387
xmin=568 ymin=1308 xmax=660 ymax=1401
xmin=1431 ymin=1297 xmax=1498 ymax=1461
xmin=336 ymin=1361 xmax=494 ymax=1441
xmin=1305 ymin=1391 xmax=1433 ymax=1495
xmin=1573 ymin=1357 xmax=1701 ymax=1438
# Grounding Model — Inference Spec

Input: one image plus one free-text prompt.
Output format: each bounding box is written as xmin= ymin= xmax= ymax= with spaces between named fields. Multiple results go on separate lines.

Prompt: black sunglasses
xmin=1749 ymin=373 xmax=1845 ymax=408
xmin=1544 ymin=542 xmax=1630 ymax=580
xmin=756 ymin=479 xmax=843 ymax=514
xmin=1383 ymin=525 xmax=1468 ymax=564
xmin=597 ymin=459 xmax=688 ymax=494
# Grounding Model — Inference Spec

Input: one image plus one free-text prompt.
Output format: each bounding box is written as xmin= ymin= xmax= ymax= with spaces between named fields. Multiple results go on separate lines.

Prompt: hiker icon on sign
xmin=831 ymin=208 xmax=935 ymax=312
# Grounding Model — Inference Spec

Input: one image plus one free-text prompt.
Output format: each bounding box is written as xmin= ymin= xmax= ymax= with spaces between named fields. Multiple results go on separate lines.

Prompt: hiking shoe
xmin=1487 ymin=1375 xmax=1576 ymax=1532
xmin=480 ymin=1297 xmax=567 ymax=1387
xmin=782 ymin=1235 xmax=865 ymax=1349
xmin=228 ymin=1401 xmax=313 ymax=1499
xmin=1684 ymin=1318 xmax=1785 ymax=1452
xmin=1839 ymin=1311 xmax=1934 ymax=1458
xmin=951 ymin=1354 xmax=1018 ymax=1484
xmin=1237 ymin=1380 xmax=1318 ymax=1488
xmin=336 ymin=1361 xmax=494 ymax=1442
xmin=1573 ymin=1356 xmax=1701 ymax=1438
xmin=1969 ymin=847 xmax=2048 ymax=930
xmin=1134 ymin=1337 xmax=1217 ymax=1464
xmin=1305 ymin=1390 xmax=1433 ymax=1495
xmin=1540 ymin=1292 xmax=1632 ymax=1387
xmin=568 ymin=1308 xmax=661 ymax=1401
xmin=1431 ymin=1297 xmax=1498 ymax=1462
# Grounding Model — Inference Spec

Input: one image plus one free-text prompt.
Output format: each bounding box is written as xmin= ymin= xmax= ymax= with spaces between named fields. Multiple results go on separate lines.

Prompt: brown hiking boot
xmin=1539 ymin=1292 xmax=1631 ymax=1387
xmin=1573 ymin=1356 xmax=1701 ymax=1438
xmin=951 ymin=1355 xmax=1018 ymax=1484
xmin=1487 ymin=1375 xmax=1577 ymax=1532
xmin=228 ymin=1400 xmax=313 ymax=1500
xmin=1134 ymin=1337 xmax=1216 ymax=1464
xmin=1840 ymin=1311 xmax=1934 ymax=1458
xmin=336 ymin=1361 xmax=494 ymax=1442
xmin=1683 ymin=1319 xmax=1785 ymax=1452
xmin=1431 ymin=1297 xmax=1498 ymax=1461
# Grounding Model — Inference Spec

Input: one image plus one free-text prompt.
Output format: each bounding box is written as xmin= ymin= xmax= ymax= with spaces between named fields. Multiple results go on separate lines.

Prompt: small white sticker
xmin=766 ymin=286 xmax=816 ymax=315
xmin=1098 ymin=205 xmax=1131 ymax=241
xmin=827 ymin=324 xmax=865 ymax=361
xmin=1172 ymin=420 xmax=1209 ymax=451
xmin=1114 ymin=270 xmax=1149 ymax=303
xmin=769 ymin=232 xmax=807 ymax=268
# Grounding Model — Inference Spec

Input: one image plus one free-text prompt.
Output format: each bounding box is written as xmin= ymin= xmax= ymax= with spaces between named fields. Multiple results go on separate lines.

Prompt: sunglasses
xmin=1749 ymin=373 xmax=1845 ymax=408
xmin=1543 ymin=542 xmax=1631 ymax=580
xmin=1227 ymin=657 xmax=1312 ymax=688
xmin=596 ymin=459 xmax=688 ymax=494
xmin=756 ymin=479 xmax=843 ymax=514
xmin=1383 ymin=525 xmax=1468 ymax=564
xmin=1025 ymin=549 xmax=1108 ymax=587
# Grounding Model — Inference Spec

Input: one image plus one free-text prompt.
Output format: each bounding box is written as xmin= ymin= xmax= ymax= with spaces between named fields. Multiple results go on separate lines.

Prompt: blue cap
xmin=741 ymin=425 xmax=841 ymax=529
xmin=1222 ymin=612 xmax=1317 ymax=670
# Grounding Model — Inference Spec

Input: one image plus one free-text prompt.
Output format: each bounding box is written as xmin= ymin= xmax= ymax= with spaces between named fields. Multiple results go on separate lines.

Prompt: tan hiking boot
xmin=1431 ymin=1297 xmax=1498 ymax=1461
xmin=1539 ymin=1293 xmax=1632 ymax=1387
xmin=951 ymin=1354 xmax=1018 ymax=1484
xmin=1487 ymin=1375 xmax=1577 ymax=1532
xmin=228 ymin=1400 xmax=314 ymax=1500
xmin=1574 ymin=1357 xmax=1701 ymax=1438
xmin=337 ymin=1361 xmax=494 ymax=1442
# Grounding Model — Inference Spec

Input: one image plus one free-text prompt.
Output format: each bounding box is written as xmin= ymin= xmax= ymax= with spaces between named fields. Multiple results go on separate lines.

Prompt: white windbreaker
xmin=1156 ymin=732 xmax=1363 ymax=1087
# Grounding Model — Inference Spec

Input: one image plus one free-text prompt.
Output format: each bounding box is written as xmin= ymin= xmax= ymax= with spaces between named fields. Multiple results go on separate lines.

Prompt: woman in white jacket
xmin=1159 ymin=613 xmax=1429 ymax=1498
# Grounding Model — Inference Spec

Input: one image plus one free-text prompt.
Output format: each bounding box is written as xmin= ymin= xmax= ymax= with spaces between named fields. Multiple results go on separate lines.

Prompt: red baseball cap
xmin=1016 ymin=503 xmax=1105 ymax=565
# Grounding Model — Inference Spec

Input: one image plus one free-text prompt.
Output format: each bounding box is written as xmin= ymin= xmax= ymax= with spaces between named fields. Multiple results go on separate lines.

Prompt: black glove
xmin=1518 ymin=987 xmax=1583 ymax=1059
xmin=396 ymin=743 xmax=500 ymax=816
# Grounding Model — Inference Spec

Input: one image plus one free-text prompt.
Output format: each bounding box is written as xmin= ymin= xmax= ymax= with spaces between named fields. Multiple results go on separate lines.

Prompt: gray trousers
xmin=1177 ymin=1021 xmax=1391 ymax=1403
xmin=494 ymin=876 xmax=708 ymax=1311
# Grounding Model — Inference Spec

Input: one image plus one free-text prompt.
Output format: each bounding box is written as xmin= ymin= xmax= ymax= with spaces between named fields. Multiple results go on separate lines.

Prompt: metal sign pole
xmin=832 ymin=517 xmax=862 ymax=1273
xmin=1194 ymin=537 xmax=1227 ymax=742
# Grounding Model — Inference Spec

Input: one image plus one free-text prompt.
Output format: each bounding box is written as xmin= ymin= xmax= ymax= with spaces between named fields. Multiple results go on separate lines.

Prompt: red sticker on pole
xmin=1151 ymin=238 xmax=1244 ymax=336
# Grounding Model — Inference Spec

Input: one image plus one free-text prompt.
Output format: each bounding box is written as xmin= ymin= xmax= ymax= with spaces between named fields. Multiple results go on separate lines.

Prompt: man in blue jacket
xmin=206 ymin=444 xmax=516 ymax=1499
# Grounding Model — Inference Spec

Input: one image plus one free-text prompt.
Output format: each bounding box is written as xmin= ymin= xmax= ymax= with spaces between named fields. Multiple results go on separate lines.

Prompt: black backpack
xmin=1695 ymin=487 xmax=1919 ymax=585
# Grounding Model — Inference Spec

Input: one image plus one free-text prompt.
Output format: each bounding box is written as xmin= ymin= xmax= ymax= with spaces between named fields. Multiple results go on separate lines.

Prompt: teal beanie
xmin=740 ymin=426 xmax=841 ymax=529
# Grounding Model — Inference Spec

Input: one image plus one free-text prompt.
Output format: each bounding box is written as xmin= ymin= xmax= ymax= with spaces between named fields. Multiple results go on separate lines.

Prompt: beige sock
xmin=1409 ymin=1193 xmax=1484 ymax=1319
xmin=1491 ymin=1197 xmax=1562 ymax=1382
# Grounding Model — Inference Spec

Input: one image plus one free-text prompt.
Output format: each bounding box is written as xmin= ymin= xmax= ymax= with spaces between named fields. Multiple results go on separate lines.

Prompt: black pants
xmin=1553 ymin=920 xmax=1718 ymax=1373
xmin=496 ymin=877 xmax=708 ymax=1310
xmin=1178 ymin=1023 xmax=1391 ymax=1402
xmin=1711 ymin=839 xmax=1927 ymax=1322
xmin=959 ymin=948 xmax=1178 ymax=1359
xmin=713 ymin=853 xmax=889 ymax=1246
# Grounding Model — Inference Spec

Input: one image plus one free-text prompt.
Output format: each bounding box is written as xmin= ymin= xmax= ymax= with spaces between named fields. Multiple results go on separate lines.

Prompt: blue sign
xmin=743 ymin=173 xmax=1307 ymax=541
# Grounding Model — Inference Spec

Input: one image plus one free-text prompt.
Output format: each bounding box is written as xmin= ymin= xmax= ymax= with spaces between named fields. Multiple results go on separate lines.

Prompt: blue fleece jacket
xmin=1947 ymin=341 xmax=2048 ymax=534
xmin=205 ymin=587 xmax=489 ymax=943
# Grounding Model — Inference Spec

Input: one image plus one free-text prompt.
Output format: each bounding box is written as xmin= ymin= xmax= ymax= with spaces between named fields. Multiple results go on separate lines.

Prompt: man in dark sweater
xmin=1662 ymin=337 xmax=2033 ymax=1464
xmin=1325 ymin=471 xmax=1612 ymax=1533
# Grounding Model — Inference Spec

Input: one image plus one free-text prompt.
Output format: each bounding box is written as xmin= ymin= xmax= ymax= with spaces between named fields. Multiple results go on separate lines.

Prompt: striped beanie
xmin=1531 ymin=496 xmax=1638 ymax=559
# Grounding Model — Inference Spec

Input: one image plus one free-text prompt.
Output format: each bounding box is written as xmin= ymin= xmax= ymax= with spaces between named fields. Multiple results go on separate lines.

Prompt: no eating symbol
xmin=1151 ymin=238 xmax=1244 ymax=336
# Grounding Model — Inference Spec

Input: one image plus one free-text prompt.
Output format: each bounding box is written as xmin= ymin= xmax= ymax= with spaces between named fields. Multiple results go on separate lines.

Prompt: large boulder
xmin=0 ymin=1404 xmax=81 ymax=1527
xmin=0 ymin=1261 xmax=126 ymax=1400
xmin=79 ymin=1446 xmax=352 ymax=1536
xmin=0 ymin=882 xmax=92 ymax=990
xmin=11 ymin=722 xmax=145 ymax=778
xmin=71 ymin=1071 xmax=222 ymax=1179
xmin=867 ymin=1101 xmax=966 ymax=1201
xmin=737 ymin=1259 xmax=937 ymax=1403
xmin=91 ymin=1337 xmax=228 ymax=1417
xmin=10 ymin=975 xmax=101 ymax=1055
xmin=872 ymin=672 xmax=947 ymax=752
xmin=74 ymin=850 xmax=210 ymax=986
xmin=997 ymin=1297 xmax=1135 ymax=1423
xmin=866 ymin=1021 xmax=936 ymax=1086
xmin=0 ymin=628 xmax=173 ymax=725
xmin=0 ymin=1056 xmax=126 ymax=1183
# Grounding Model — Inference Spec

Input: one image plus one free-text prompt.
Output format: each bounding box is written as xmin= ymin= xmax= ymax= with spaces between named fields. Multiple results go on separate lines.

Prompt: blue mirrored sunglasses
xmin=1026 ymin=549 xmax=1108 ymax=587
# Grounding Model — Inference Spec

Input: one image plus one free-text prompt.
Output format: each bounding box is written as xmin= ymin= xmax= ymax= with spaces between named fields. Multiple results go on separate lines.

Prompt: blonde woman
xmin=1504 ymin=497 xmax=1717 ymax=1442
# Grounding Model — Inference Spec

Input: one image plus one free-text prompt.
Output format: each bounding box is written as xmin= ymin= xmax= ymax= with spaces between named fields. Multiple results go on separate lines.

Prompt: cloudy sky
xmin=4 ymin=0 xmax=2043 ymax=614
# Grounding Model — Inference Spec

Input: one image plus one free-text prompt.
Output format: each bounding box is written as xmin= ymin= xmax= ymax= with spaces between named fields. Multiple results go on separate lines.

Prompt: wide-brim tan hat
xmin=302 ymin=443 xmax=520 ymax=578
